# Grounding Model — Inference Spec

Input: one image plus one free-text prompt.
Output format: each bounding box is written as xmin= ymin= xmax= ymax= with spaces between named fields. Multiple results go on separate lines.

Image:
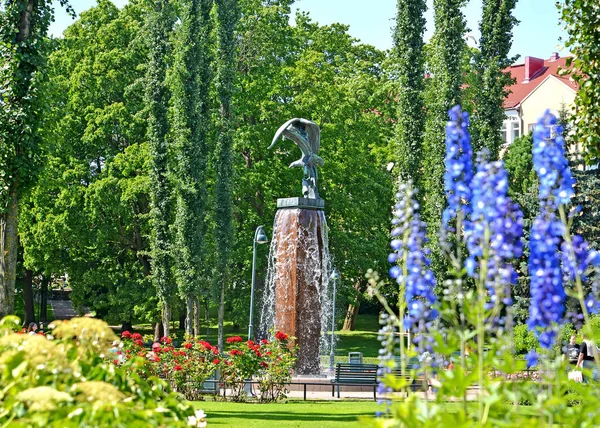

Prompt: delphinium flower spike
xmin=442 ymin=105 xmax=473 ymax=227
xmin=527 ymin=110 xmax=573 ymax=348
xmin=389 ymin=181 xmax=438 ymax=351
xmin=464 ymin=150 xmax=524 ymax=314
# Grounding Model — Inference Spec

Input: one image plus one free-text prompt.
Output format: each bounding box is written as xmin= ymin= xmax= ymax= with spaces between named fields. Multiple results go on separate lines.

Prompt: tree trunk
xmin=22 ymin=268 xmax=35 ymax=324
xmin=153 ymin=322 xmax=164 ymax=343
xmin=0 ymin=190 xmax=19 ymax=317
xmin=193 ymin=297 xmax=200 ymax=337
xmin=162 ymin=302 xmax=171 ymax=338
xmin=179 ymin=307 xmax=186 ymax=331
xmin=40 ymin=275 xmax=49 ymax=322
xmin=205 ymin=298 xmax=210 ymax=339
xmin=342 ymin=281 xmax=363 ymax=331
xmin=185 ymin=295 xmax=194 ymax=336
xmin=217 ymin=283 xmax=225 ymax=351
xmin=342 ymin=302 xmax=360 ymax=331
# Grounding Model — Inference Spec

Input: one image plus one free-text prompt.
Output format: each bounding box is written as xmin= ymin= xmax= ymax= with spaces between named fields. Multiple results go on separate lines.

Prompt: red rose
xmin=212 ymin=358 xmax=221 ymax=364
xmin=121 ymin=331 xmax=132 ymax=339
xmin=134 ymin=339 xmax=144 ymax=347
xmin=184 ymin=342 xmax=193 ymax=349
xmin=260 ymin=361 xmax=268 ymax=368
xmin=247 ymin=340 xmax=255 ymax=347
xmin=113 ymin=359 xmax=119 ymax=365
xmin=255 ymin=350 xmax=262 ymax=357
xmin=153 ymin=356 xmax=161 ymax=363
xmin=173 ymin=364 xmax=183 ymax=371
xmin=275 ymin=331 xmax=288 ymax=341
xmin=261 ymin=339 xmax=269 ymax=345
xmin=212 ymin=347 xmax=219 ymax=355
xmin=226 ymin=336 xmax=243 ymax=344
xmin=160 ymin=336 xmax=172 ymax=344
xmin=132 ymin=333 xmax=142 ymax=340
xmin=229 ymin=349 xmax=242 ymax=356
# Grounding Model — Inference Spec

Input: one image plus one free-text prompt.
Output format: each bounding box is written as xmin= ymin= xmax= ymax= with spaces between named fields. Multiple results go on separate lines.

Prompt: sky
xmin=49 ymin=0 xmax=568 ymax=64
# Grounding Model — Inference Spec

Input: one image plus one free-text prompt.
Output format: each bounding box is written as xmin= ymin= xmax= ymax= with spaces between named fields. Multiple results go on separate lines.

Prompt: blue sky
xmin=50 ymin=0 xmax=568 ymax=64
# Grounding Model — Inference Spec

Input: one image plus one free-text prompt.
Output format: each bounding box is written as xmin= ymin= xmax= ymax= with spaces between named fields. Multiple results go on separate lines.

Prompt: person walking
xmin=576 ymin=333 xmax=598 ymax=383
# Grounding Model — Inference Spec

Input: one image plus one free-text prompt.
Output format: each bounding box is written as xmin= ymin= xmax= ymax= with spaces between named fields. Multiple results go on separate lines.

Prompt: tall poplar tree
xmin=392 ymin=0 xmax=427 ymax=185
xmin=421 ymin=0 xmax=466 ymax=275
xmin=470 ymin=0 xmax=518 ymax=158
xmin=171 ymin=0 xmax=213 ymax=336
xmin=214 ymin=0 xmax=239 ymax=350
xmin=0 ymin=0 xmax=73 ymax=316
xmin=145 ymin=0 xmax=174 ymax=337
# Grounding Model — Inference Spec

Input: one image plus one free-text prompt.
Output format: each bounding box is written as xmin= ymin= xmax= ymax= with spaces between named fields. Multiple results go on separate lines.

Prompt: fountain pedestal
xmin=273 ymin=197 xmax=327 ymax=375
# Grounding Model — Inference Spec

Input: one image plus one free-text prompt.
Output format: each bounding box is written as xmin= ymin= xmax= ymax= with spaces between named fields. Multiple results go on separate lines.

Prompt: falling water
xmin=259 ymin=208 xmax=332 ymax=374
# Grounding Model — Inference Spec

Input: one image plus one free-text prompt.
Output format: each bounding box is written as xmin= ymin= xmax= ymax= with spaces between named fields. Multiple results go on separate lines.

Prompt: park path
xmin=50 ymin=299 xmax=91 ymax=320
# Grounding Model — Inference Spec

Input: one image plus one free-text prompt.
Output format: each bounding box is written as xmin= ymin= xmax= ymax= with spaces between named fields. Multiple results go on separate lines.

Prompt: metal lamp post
xmin=329 ymin=268 xmax=340 ymax=373
xmin=248 ymin=225 xmax=269 ymax=341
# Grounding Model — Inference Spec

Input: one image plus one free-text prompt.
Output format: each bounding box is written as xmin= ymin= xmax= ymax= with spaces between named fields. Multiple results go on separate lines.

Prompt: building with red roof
xmin=501 ymin=53 xmax=578 ymax=147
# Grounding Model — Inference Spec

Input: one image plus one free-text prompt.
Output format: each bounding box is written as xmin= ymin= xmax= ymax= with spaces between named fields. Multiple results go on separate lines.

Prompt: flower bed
xmin=118 ymin=330 xmax=297 ymax=402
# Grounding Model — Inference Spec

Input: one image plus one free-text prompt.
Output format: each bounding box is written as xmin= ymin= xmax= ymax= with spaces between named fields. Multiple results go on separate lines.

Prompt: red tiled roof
xmin=503 ymin=56 xmax=578 ymax=109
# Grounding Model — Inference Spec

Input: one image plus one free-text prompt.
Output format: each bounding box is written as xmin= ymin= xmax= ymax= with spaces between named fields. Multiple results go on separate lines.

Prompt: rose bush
xmin=119 ymin=331 xmax=297 ymax=402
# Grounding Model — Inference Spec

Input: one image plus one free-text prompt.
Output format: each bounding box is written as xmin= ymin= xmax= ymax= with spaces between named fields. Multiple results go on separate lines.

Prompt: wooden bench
xmin=331 ymin=363 xmax=379 ymax=400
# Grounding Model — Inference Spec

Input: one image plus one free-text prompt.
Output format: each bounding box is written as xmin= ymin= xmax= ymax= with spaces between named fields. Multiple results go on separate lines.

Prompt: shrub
xmin=0 ymin=316 xmax=196 ymax=427
xmin=513 ymin=323 xmax=539 ymax=355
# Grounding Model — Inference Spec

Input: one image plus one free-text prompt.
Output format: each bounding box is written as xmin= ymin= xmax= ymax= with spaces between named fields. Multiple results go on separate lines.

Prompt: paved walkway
xmin=50 ymin=299 xmax=91 ymax=320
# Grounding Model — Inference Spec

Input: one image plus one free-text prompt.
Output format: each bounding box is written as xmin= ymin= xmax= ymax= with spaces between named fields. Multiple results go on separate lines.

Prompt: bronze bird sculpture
xmin=269 ymin=118 xmax=324 ymax=199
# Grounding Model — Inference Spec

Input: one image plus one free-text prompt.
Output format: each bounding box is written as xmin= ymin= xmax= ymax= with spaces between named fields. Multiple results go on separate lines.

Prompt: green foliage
xmin=559 ymin=0 xmax=600 ymax=161
xmin=391 ymin=0 xmax=427 ymax=185
xmin=421 ymin=0 xmax=467 ymax=280
xmin=503 ymin=134 xmax=536 ymax=198
xmin=145 ymin=0 xmax=176 ymax=329
xmin=513 ymin=323 xmax=539 ymax=355
xmin=0 ymin=316 xmax=194 ymax=426
xmin=19 ymin=1 xmax=157 ymax=324
xmin=169 ymin=0 xmax=214 ymax=333
xmin=470 ymin=0 xmax=518 ymax=158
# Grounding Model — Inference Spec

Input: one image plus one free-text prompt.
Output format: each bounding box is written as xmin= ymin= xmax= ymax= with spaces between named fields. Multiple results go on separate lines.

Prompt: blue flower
xmin=527 ymin=213 xmax=565 ymax=348
xmin=525 ymin=349 xmax=538 ymax=368
xmin=464 ymin=152 xmax=524 ymax=308
xmin=443 ymin=106 xmax=473 ymax=226
xmin=532 ymin=110 xmax=574 ymax=209
xmin=388 ymin=181 xmax=438 ymax=346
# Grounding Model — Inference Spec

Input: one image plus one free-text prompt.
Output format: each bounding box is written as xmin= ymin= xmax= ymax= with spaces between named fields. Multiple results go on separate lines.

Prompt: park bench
xmin=331 ymin=363 xmax=379 ymax=400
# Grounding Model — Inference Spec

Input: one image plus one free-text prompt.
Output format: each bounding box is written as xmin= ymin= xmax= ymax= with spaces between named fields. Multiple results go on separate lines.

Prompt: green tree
xmin=470 ymin=0 xmax=518 ymax=159
xmin=0 ymin=1 xmax=73 ymax=316
xmin=19 ymin=1 xmax=156 ymax=325
xmin=421 ymin=0 xmax=467 ymax=279
xmin=214 ymin=0 xmax=239 ymax=350
xmin=559 ymin=0 xmax=600 ymax=161
xmin=170 ymin=0 xmax=213 ymax=336
xmin=391 ymin=0 xmax=427 ymax=185
xmin=145 ymin=0 xmax=175 ymax=337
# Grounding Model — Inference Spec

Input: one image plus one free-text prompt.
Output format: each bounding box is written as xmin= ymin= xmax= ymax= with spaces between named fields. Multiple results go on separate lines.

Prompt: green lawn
xmin=193 ymin=400 xmax=380 ymax=427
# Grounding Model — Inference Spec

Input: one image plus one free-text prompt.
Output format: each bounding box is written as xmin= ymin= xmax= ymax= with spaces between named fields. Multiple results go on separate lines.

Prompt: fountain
xmin=259 ymin=118 xmax=332 ymax=375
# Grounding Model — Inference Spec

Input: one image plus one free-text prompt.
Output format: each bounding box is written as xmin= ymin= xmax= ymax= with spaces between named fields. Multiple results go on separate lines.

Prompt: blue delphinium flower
xmin=388 ymin=181 xmax=438 ymax=337
xmin=525 ymin=349 xmax=538 ymax=368
xmin=527 ymin=110 xmax=573 ymax=348
xmin=532 ymin=110 xmax=574 ymax=209
xmin=464 ymin=152 xmax=524 ymax=309
xmin=527 ymin=213 xmax=565 ymax=348
xmin=443 ymin=105 xmax=473 ymax=226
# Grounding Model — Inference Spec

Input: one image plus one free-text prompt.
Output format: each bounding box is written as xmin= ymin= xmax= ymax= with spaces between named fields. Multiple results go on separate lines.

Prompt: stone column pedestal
xmin=273 ymin=197 xmax=326 ymax=375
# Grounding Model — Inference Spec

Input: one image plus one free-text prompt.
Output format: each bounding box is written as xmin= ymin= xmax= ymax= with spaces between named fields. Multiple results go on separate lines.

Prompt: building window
xmin=501 ymin=122 xmax=508 ymax=144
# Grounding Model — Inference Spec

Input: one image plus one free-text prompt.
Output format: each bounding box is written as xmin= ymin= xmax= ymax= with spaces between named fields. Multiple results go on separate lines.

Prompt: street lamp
xmin=248 ymin=225 xmax=269 ymax=341
xmin=329 ymin=268 xmax=340 ymax=373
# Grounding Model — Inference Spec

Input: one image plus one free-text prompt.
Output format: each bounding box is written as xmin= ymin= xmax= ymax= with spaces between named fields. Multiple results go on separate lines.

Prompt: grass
xmin=192 ymin=400 xmax=380 ymax=427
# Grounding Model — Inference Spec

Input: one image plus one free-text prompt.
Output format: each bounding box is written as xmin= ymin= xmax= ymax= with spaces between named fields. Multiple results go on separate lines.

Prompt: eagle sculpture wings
xmin=269 ymin=118 xmax=324 ymax=199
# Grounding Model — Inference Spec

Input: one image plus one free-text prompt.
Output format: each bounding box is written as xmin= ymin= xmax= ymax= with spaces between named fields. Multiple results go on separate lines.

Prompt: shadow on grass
xmin=205 ymin=410 xmax=369 ymax=423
